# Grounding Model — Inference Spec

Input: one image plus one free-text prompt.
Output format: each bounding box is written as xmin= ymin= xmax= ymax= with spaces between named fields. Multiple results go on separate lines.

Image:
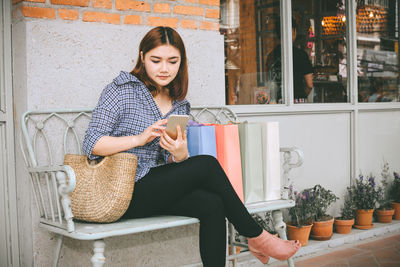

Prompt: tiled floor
xmin=274 ymin=233 xmax=400 ymax=267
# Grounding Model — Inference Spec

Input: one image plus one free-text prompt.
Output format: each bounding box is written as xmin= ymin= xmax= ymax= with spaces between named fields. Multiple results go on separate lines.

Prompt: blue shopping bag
xmin=187 ymin=125 xmax=217 ymax=158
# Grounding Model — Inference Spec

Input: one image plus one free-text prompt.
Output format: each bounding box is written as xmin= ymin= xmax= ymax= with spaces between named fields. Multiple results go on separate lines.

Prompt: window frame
xmin=226 ymin=0 xmax=400 ymax=112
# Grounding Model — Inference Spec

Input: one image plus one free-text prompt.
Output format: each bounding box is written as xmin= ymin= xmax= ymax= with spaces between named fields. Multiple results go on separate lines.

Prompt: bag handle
xmin=84 ymin=156 xmax=108 ymax=169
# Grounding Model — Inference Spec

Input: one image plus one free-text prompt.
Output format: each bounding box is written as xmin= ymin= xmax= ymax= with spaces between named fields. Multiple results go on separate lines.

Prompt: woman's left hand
xmin=159 ymin=125 xmax=188 ymax=162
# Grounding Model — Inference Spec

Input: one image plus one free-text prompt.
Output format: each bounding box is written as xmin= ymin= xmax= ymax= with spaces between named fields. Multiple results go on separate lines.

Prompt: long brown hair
xmin=131 ymin=27 xmax=188 ymax=101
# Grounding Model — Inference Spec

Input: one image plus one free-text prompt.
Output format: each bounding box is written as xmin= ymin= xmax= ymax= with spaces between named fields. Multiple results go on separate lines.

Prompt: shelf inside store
xmin=357 ymin=35 xmax=381 ymax=43
xmin=307 ymin=34 xmax=345 ymax=41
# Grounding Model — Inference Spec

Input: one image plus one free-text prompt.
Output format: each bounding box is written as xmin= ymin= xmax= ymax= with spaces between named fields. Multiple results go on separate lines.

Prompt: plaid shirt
xmin=82 ymin=71 xmax=191 ymax=182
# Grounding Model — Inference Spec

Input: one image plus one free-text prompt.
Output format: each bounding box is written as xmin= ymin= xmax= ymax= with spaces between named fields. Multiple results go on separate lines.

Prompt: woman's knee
xmin=190 ymin=154 xmax=220 ymax=170
xmin=198 ymin=194 xmax=225 ymax=219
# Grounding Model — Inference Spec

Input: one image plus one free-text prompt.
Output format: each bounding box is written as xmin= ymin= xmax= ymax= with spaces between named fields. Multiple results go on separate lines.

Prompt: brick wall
xmin=12 ymin=0 xmax=220 ymax=31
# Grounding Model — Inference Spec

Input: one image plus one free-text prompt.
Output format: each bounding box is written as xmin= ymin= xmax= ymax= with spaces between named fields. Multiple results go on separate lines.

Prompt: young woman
xmin=82 ymin=26 xmax=300 ymax=267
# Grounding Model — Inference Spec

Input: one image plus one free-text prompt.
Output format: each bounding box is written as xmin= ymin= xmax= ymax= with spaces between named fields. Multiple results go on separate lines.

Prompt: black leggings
xmin=123 ymin=155 xmax=262 ymax=267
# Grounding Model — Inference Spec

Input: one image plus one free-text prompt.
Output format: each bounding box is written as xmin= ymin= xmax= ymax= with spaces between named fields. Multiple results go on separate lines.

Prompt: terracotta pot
xmin=311 ymin=218 xmax=334 ymax=240
xmin=392 ymin=202 xmax=400 ymax=220
xmin=376 ymin=209 xmax=395 ymax=223
xmin=334 ymin=218 xmax=354 ymax=234
xmin=228 ymin=245 xmax=241 ymax=255
xmin=286 ymin=222 xmax=313 ymax=246
xmin=354 ymin=209 xmax=374 ymax=229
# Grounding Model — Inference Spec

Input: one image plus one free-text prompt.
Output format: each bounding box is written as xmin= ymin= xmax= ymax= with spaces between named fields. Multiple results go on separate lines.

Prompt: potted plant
xmin=388 ymin=171 xmax=400 ymax=220
xmin=376 ymin=162 xmax=395 ymax=223
xmin=348 ymin=174 xmax=382 ymax=229
xmin=309 ymin=184 xmax=339 ymax=240
xmin=334 ymin=192 xmax=355 ymax=234
xmin=287 ymin=185 xmax=314 ymax=246
xmin=252 ymin=211 xmax=278 ymax=235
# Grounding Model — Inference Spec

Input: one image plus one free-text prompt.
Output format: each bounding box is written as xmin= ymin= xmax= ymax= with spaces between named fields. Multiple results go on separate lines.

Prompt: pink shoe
xmin=247 ymin=230 xmax=301 ymax=262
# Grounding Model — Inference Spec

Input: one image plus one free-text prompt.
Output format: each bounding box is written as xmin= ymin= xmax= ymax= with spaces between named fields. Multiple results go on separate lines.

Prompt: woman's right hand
xmin=136 ymin=119 xmax=167 ymax=147
xmin=92 ymin=119 xmax=167 ymax=156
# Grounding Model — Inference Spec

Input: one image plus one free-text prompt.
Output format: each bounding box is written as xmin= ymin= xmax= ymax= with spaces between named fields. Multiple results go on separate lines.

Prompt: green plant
xmin=288 ymin=184 xmax=339 ymax=226
xmin=252 ymin=211 xmax=276 ymax=234
xmin=388 ymin=171 xmax=400 ymax=203
xmin=348 ymin=174 xmax=382 ymax=210
xmin=378 ymin=162 xmax=394 ymax=210
xmin=288 ymin=185 xmax=315 ymax=227
xmin=311 ymin=184 xmax=339 ymax=221
xmin=338 ymin=193 xmax=355 ymax=220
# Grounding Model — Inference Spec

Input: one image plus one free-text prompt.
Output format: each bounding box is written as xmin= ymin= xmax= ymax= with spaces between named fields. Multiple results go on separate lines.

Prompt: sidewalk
xmin=236 ymin=220 xmax=400 ymax=267
xmin=273 ymin=232 xmax=400 ymax=267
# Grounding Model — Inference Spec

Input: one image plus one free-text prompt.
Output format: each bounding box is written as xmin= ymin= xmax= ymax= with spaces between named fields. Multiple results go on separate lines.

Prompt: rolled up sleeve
xmin=163 ymin=149 xmax=171 ymax=164
xmin=82 ymin=84 xmax=120 ymax=159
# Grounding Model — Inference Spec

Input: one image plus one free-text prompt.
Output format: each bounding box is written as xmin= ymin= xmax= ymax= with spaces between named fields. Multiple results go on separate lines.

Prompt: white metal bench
xmin=21 ymin=106 xmax=303 ymax=267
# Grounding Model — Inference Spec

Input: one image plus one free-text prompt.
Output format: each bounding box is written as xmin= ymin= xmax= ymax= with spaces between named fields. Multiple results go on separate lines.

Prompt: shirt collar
xmin=114 ymin=71 xmax=188 ymax=118
xmin=113 ymin=71 xmax=141 ymax=86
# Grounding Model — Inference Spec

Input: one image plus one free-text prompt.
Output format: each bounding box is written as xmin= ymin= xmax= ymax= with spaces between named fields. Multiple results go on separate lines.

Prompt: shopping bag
xmin=213 ymin=124 xmax=244 ymax=202
xmin=238 ymin=122 xmax=264 ymax=204
xmin=187 ymin=125 xmax=217 ymax=158
xmin=262 ymin=122 xmax=281 ymax=201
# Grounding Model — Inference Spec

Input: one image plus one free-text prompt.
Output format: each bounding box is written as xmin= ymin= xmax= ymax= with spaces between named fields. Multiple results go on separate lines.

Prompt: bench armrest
xmin=27 ymin=164 xmax=76 ymax=232
xmin=27 ymin=164 xmax=76 ymax=194
xmin=280 ymin=147 xmax=304 ymax=199
xmin=280 ymin=147 xmax=304 ymax=168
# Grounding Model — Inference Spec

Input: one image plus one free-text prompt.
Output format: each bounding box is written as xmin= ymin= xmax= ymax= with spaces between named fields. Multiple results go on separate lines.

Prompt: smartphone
xmin=165 ymin=114 xmax=189 ymax=140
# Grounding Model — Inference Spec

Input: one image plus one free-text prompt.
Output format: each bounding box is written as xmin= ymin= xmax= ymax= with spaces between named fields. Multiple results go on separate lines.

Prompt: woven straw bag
xmin=64 ymin=153 xmax=137 ymax=223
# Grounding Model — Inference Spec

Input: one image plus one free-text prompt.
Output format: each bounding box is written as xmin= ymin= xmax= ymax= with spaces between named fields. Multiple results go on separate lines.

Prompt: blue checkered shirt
xmin=82 ymin=71 xmax=191 ymax=182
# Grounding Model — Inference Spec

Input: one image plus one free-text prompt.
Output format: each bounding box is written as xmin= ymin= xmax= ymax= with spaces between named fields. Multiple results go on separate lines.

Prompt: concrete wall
xmin=25 ymin=20 xmax=224 ymax=110
xmin=12 ymin=19 xmax=34 ymax=267
xmin=13 ymin=10 xmax=224 ymax=267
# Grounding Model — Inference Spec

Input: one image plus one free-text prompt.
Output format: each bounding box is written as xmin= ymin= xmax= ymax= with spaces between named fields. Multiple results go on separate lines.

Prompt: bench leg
xmin=91 ymin=239 xmax=106 ymax=267
xmin=272 ymin=210 xmax=295 ymax=267
xmin=228 ymin=222 xmax=238 ymax=267
xmin=52 ymin=234 xmax=63 ymax=267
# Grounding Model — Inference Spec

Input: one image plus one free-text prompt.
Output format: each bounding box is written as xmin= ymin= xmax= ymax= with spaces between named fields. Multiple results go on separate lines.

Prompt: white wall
xmin=358 ymin=110 xmax=400 ymax=178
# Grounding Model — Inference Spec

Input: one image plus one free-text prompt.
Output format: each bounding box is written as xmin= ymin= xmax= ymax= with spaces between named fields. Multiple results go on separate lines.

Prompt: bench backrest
xmin=21 ymin=106 xmax=239 ymax=166
xmin=20 ymin=106 xmax=240 ymax=230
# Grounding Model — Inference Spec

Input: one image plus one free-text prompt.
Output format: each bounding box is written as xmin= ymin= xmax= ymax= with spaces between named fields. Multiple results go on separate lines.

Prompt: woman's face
xmin=142 ymin=44 xmax=181 ymax=88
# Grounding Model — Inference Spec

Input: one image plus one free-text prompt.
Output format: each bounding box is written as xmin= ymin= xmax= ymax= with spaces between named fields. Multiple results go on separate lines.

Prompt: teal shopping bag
xmin=238 ymin=121 xmax=281 ymax=203
xmin=187 ymin=125 xmax=217 ymax=158
xmin=238 ymin=122 xmax=264 ymax=204
xmin=261 ymin=122 xmax=281 ymax=201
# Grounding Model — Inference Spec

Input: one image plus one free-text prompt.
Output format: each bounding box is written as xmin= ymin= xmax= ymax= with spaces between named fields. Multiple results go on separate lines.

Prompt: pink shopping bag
xmin=208 ymin=124 xmax=244 ymax=202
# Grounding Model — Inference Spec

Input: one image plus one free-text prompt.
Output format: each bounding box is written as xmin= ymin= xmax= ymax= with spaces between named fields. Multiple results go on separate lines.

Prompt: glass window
xmin=220 ymin=0 xmax=282 ymax=105
xmin=291 ymin=0 xmax=348 ymax=103
xmin=357 ymin=0 xmax=400 ymax=102
xmin=220 ymin=0 xmax=349 ymax=105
